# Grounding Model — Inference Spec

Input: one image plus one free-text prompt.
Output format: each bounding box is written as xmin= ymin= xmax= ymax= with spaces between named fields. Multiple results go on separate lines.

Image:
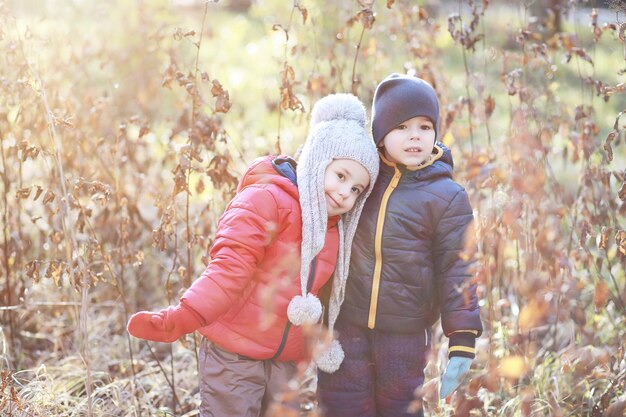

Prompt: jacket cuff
xmin=175 ymin=302 xmax=206 ymax=331
xmin=448 ymin=331 xmax=477 ymax=359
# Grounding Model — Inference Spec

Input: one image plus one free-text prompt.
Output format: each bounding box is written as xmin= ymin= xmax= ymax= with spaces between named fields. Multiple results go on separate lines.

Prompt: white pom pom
xmin=315 ymin=339 xmax=345 ymax=373
xmin=310 ymin=94 xmax=366 ymax=128
xmin=287 ymin=294 xmax=322 ymax=325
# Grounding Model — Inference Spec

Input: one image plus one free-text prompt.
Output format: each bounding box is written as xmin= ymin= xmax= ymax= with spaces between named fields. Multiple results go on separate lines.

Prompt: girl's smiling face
xmin=324 ymin=159 xmax=370 ymax=217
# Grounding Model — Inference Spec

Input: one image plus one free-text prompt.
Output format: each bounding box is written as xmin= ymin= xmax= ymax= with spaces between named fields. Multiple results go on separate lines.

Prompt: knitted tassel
xmin=315 ymin=339 xmax=345 ymax=373
xmin=287 ymin=293 xmax=322 ymax=325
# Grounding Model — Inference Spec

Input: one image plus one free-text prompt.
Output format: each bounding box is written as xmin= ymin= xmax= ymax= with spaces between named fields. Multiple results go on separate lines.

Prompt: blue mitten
xmin=439 ymin=356 xmax=472 ymax=399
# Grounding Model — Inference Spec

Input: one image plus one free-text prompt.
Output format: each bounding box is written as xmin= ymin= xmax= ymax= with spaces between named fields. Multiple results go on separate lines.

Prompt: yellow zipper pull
xmin=390 ymin=169 xmax=401 ymax=188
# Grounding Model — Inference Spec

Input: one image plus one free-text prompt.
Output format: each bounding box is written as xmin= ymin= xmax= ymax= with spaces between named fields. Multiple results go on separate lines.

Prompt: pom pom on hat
xmin=310 ymin=93 xmax=367 ymax=128
xmin=287 ymin=293 xmax=322 ymax=325
xmin=315 ymin=339 xmax=345 ymax=373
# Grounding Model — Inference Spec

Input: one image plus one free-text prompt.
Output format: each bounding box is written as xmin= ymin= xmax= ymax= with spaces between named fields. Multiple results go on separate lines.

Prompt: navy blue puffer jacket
xmin=340 ymin=143 xmax=482 ymax=338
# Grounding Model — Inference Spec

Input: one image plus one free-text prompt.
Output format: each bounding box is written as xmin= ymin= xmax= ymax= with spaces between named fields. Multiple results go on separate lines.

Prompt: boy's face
xmin=324 ymin=159 xmax=370 ymax=217
xmin=381 ymin=116 xmax=436 ymax=169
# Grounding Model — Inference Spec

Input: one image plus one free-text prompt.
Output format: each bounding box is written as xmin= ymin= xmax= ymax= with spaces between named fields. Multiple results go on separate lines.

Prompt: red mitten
xmin=127 ymin=304 xmax=204 ymax=343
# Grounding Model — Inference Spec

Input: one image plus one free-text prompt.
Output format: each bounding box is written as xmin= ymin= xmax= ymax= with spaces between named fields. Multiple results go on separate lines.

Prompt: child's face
xmin=381 ymin=116 xmax=436 ymax=169
xmin=324 ymin=159 xmax=370 ymax=217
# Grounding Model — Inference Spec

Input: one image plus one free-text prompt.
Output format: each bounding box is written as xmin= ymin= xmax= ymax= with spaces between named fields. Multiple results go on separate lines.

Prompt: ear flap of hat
xmin=315 ymin=223 xmax=349 ymax=373
xmin=290 ymin=94 xmax=379 ymax=361
xmin=289 ymin=155 xmax=330 ymax=327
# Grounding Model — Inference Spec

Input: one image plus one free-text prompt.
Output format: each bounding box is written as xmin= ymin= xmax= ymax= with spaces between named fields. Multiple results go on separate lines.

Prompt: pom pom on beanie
xmin=310 ymin=93 xmax=367 ymax=127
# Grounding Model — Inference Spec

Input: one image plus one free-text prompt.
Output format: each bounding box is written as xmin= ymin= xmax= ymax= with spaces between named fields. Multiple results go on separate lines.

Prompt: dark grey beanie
xmin=372 ymin=73 xmax=440 ymax=146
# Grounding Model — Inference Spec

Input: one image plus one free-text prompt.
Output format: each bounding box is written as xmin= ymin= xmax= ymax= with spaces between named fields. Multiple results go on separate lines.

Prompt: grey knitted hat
xmin=372 ymin=73 xmax=440 ymax=145
xmin=287 ymin=93 xmax=379 ymax=373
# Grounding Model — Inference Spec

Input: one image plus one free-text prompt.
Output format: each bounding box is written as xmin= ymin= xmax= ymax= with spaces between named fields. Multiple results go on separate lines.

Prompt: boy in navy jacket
xmin=318 ymin=74 xmax=483 ymax=417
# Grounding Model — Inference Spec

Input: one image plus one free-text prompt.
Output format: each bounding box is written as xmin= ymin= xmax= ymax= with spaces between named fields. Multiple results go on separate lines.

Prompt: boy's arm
xmin=432 ymin=188 xmax=482 ymax=359
xmin=127 ymin=186 xmax=280 ymax=343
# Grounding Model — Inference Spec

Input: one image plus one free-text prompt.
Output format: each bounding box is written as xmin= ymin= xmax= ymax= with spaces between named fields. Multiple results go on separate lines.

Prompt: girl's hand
xmin=127 ymin=305 xmax=203 ymax=343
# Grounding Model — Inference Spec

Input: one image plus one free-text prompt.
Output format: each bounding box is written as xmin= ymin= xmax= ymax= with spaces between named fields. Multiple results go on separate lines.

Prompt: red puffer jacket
xmin=180 ymin=155 xmax=339 ymax=361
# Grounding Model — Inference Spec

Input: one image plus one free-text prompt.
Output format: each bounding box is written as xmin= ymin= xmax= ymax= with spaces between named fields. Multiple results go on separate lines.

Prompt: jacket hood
xmin=380 ymin=141 xmax=454 ymax=182
xmin=237 ymin=155 xmax=340 ymax=228
xmin=237 ymin=155 xmax=299 ymax=201
xmin=272 ymin=156 xmax=298 ymax=186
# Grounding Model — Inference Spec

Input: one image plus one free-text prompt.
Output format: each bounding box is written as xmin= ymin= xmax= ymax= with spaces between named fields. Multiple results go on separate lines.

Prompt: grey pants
xmin=199 ymin=339 xmax=297 ymax=417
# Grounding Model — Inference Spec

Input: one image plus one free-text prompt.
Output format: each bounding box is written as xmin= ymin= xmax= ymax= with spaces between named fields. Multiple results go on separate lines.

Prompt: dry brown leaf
xmin=616 ymin=230 xmax=626 ymax=255
xmin=43 ymin=190 xmax=55 ymax=204
xmin=467 ymin=369 xmax=499 ymax=394
xmin=16 ymin=187 xmax=32 ymax=200
xmin=453 ymin=392 xmax=483 ymax=417
xmin=593 ymin=281 xmax=609 ymax=310
xmin=297 ymin=5 xmax=308 ymax=24
xmin=599 ymin=227 xmax=611 ymax=250
xmin=484 ymin=95 xmax=495 ymax=119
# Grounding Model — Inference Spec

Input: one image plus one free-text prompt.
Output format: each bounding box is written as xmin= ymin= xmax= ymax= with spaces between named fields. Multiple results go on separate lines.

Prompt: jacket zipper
xmin=272 ymin=257 xmax=318 ymax=359
xmin=367 ymin=167 xmax=402 ymax=329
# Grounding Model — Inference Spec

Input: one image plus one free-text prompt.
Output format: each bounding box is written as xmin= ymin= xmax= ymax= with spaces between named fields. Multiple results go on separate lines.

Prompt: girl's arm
xmin=180 ymin=185 xmax=280 ymax=323
xmin=127 ymin=186 xmax=280 ymax=343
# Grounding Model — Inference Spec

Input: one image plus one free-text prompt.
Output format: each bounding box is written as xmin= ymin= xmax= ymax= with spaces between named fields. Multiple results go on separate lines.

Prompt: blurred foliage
xmin=0 ymin=0 xmax=625 ymax=416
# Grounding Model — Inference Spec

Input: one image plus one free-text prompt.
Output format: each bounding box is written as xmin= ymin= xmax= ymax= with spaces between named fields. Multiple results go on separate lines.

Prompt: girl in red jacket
xmin=127 ymin=94 xmax=379 ymax=417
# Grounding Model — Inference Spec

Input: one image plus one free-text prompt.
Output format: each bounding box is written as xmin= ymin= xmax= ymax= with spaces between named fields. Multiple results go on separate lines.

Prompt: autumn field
xmin=0 ymin=0 xmax=625 ymax=416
